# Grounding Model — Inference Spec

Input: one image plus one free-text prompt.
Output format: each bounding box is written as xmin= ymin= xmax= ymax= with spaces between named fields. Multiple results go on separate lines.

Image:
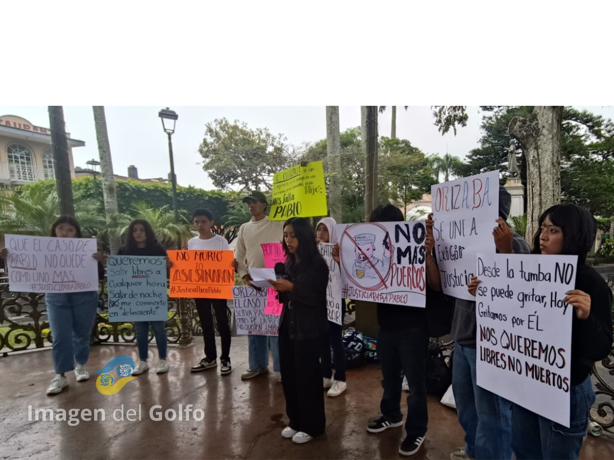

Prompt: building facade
xmin=0 ymin=115 xmax=84 ymax=188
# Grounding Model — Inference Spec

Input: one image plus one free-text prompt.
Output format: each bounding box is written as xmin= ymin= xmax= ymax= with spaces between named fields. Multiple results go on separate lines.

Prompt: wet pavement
xmin=1 ymin=337 xmax=613 ymax=460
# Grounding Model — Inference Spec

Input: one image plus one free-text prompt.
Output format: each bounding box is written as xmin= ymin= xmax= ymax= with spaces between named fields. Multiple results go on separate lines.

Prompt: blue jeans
xmin=378 ymin=326 xmax=429 ymax=438
xmin=512 ymin=376 xmax=595 ymax=460
xmin=135 ymin=321 xmax=168 ymax=361
xmin=248 ymin=335 xmax=280 ymax=372
xmin=322 ymin=302 xmax=346 ymax=382
xmin=453 ymin=343 xmax=513 ymax=460
xmin=46 ymin=291 xmax=98 ymax=375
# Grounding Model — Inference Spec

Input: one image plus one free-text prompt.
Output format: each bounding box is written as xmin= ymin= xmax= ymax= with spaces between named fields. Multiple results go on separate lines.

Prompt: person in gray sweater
xmin=447 ymin=187 xmax=531 ymax=460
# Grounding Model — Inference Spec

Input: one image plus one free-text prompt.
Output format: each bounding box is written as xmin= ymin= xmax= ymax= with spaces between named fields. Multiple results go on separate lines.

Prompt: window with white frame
xmin=7 ymin=144 xmax=34 ymax=181
xmin=43 ymin=150 xmax=55 ymax=179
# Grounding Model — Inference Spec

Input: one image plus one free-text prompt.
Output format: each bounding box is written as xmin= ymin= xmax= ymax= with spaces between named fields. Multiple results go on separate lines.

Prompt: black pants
xmin=279 ymin=331 xmax=327 ymax=437
xmin=378 ymin=326 xmax=429 ymax=438
xmin=195 ymin=298 xmax=231 ymax=361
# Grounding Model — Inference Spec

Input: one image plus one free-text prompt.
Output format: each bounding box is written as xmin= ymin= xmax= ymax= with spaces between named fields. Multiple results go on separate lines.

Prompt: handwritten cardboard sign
xmin=262 ymin=243 xmax=285 ymax=315
xmin=319 ymin=243 xmax=343 ymax=325
xmin=168 ymin=250 xmax=235 ymax=299
xmin=337 ymin=222 xmax=426 ymax=308
xmin=431 ymin=170 xmax=500 ymax=301
xmin=269 ymin=161 xmax=327 ymax=220
xmin=475 ymin=252 xmax=577 ymax=427
xmin=107 ymin=256 xmax=168 ymax=322
xmin=5 ymin=234 xmax=99 ymax=293
xmin=233 ymin=286 xmax=280 ymax=336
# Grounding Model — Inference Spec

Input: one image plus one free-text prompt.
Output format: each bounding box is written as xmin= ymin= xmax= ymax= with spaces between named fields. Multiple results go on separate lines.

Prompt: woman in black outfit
xmin=268 ymin=217 xmax=330 ymax=445
xmin=507 ymin=204 xmax=613 ymax=460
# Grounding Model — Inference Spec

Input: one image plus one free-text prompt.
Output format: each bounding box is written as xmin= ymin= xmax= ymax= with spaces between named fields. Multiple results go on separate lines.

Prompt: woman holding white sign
xmin=504 ymin=204 xmax=613 ymax=460
xmin=2 ymin=216 xmax=104 ymax=395
xmin=268 ymin=217 xmax=329 ymax=445
xmin=116 ymin=219 xmax=172 ymax=376
xmin=316 ymin=217 xmax=348 ymax=398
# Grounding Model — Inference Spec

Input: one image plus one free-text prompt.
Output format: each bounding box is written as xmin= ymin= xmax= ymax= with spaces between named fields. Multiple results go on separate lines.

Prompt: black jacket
xmin=279 ymin=256 xmax=329 ymax=340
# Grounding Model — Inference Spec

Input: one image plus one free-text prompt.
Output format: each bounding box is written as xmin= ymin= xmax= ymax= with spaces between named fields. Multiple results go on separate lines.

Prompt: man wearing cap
xmin=235 ymin=191 xmax=285 ymax=381
xmin=352 ymin=233 xmax=391 ymax=281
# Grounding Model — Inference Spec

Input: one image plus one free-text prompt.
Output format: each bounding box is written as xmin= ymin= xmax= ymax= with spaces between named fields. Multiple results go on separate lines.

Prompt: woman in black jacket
xmin=268 ymin=217 xmax=330 ymax=445
xmin=510 ymin=204 xmax=613 ymax=460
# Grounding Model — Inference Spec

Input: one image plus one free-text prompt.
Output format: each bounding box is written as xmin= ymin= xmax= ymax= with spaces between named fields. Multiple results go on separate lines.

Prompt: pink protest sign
xmin=261 ymin=243 xmax=285 ymax=315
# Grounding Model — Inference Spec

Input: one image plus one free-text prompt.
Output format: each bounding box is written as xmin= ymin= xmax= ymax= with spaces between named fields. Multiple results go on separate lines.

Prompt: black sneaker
xmin=366 ymin=415 xmax=404 ymax=433
xmin=399 ymin=434 xmax=425 ymax=456
xmin=220 ymin=359 xmax=232 ymax=376
xmin=191 ymin=358 xmax=217 ymax=372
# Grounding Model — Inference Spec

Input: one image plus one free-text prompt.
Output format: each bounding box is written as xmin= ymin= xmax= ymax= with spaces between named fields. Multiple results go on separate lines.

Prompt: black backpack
xmin=425 ymin=340 xmax=452 ymax=396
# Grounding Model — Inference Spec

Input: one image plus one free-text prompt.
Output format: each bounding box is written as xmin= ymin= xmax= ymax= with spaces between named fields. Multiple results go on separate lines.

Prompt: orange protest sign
xmin=168 ymin=250 xmax=235 ymax=299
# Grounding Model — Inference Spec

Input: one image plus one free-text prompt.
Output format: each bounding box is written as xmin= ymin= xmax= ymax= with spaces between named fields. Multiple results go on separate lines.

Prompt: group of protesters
xmin=2 ymin=182 xmax=612 ymax=460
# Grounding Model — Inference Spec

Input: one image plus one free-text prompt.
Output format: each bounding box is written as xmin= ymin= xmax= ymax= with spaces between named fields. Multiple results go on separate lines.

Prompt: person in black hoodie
xmin=509 ymin=204 xmax=612 ymax=460
xmin=268 ymin=217 xmax=329 ymax=445
xmin=365 ymin=205 xmax=452 ymax=457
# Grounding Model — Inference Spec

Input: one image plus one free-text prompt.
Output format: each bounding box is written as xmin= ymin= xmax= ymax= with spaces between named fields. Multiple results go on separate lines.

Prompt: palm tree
xmin=379 ymin=106 xmax=408 ymax=139
xmin=326 ymin=106 xmax=342 ymax=221
xmin=110 ymin=203 xmax=191 ymax=249
xmin=93 ymin=106 xmax=121 ymax=253
xmin=0 ymin=189 xmax=105 ymax=236
xmin=430 ymin=153 xmax=464 ymax=183
xmin=223 ymin=202 xmax=252 ymax=228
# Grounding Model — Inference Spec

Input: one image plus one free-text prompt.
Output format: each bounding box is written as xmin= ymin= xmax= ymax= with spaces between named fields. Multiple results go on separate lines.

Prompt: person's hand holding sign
xmin=268 ymin=278 xmax=294 ymax=292
xmin=468 ymin=276 xmax=480 ymax=297
xmin=332 ymin=243 xmax=340 ymax=264
xmin=493 ymin=218 xmax=514 ymax=254
xmin=564 ymin=290 xmax=591 ymax=319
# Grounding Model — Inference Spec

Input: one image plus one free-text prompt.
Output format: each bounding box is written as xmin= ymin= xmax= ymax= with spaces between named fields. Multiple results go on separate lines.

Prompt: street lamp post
xmin=86 ymin=158 xmax=101 ymax=183
xmin=158 ymin=108 xmax=180 ymax=224
xmin=158 ymin=108 xmax=192 ymax=348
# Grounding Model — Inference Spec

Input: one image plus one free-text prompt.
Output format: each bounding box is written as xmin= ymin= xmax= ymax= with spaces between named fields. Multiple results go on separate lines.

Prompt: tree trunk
xmin=325 ymin=107 xmax=342 ymax=222
xmin=93 ymin=107 xmax=122 ymax=253
xmin=362 ymin=106 xmax=379 ymax=220
xmin=48 ymin=106 xmax=75 ymax=217
xmin=509 ymin=106 xmax=563 ymax=243
xmin=391 ymin=106 xmax=397 ymax=139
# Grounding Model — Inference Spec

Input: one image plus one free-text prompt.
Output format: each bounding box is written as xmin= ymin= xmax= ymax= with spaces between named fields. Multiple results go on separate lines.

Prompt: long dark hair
xmin=122 ymin=219 xmax=163 ymax=251
xmin=532 ymin=204 xmax=597 ymax=264
xmin=282 ymin=217 xmax=321 ymax=267
xmin=50 ymin=215 xmax=83 ymax=238
xmin=369 ymin=204 xmax=404 ymax=223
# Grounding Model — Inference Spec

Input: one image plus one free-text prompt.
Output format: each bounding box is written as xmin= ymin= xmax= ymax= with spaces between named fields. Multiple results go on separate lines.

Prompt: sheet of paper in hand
xmin=319 ymin=243 xmax=343 ymax=325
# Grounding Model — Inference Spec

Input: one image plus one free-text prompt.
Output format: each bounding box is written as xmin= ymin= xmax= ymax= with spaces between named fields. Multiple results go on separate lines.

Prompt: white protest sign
xmin=431 ymin=170 xmax=499 ymax=301
xmin=5 ymin=234 xmax=99 ymax=293
xmin=232 ymin=286 xmax=280 ymax=336
xmin=475 ymin=252 xmax=577 ymax=427
xmin=319 ymin=243 xmax=343 ymax=325
xmin=107 ymin=256 xmax=168 ymax=322
xmin=337 ymin=222 xmax=426 ymax=308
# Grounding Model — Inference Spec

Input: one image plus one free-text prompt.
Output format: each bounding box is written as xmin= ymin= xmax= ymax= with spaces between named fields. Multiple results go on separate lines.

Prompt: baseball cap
xmin=242 ymin=191 xmax=268 ymax=204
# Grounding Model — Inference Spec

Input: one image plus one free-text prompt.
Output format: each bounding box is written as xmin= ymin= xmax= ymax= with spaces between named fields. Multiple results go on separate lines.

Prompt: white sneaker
xmin=75 ymin=364 xmax=89 ymax=382
xmin=292 ymin=432 xmax=313 ymax=444
xmin=327 ymin=380 xmax=347 ymax=397
xmin=47 ymin=374 xmax=68 ymax=395
xmin=275 ymin=372 xmax=282 ymax=383
xmin=156 ymin=360 xmax=169 ymax=374
xmin=132 ymin=361 xmax=149 ymax=376
xmin=281 ymin=426 xmax=297 ymax=439
xmin=323 ymin=377 xmax=333 ymax=389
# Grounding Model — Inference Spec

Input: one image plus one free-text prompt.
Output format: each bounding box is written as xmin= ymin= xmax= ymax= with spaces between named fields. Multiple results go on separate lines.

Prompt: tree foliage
xmin=0 ymin=188 xmax=106 ymax=237
xmin=198 ymin=118 xmax=297 ymax=191
xmin=19 ymin=177 xmax=232 ymax=224
xmin=432 ymin=106 xmax=469 ymax=135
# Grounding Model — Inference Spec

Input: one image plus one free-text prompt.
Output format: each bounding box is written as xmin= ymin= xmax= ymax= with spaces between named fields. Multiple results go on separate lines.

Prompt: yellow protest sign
xmin=269 ymin=161 xmax=327 ymax=220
